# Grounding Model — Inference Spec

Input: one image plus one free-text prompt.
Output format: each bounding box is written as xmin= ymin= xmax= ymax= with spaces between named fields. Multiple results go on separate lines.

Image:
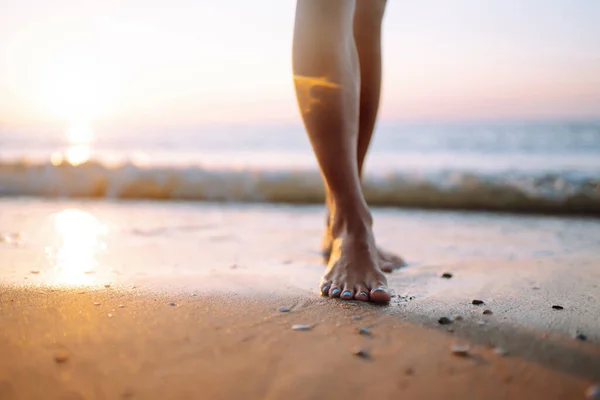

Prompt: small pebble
xmin=472 ymin=299 xmax=484 ymax=305
xmin=438 ymin=317 xmax=453 ymax=325
xmin=292 ymin=324 xmax=312 ymax=331
xmin=494 ymin=347 xmax=508 ymax=356
xmin=352 ymin=315 xmax=362 ymax=320
xmin=30 ymin=270 xmax=40 ymax=274
xmin=278 ymin=306 xmax=291 ymax=312
xmin=483 ymin=309 xmax=493 ymax=315
xmin=552 ymin=305 xmax=563 ymax=310
xmin=104 ymin=284 xmax=111 ymax=288
xmin=355 ymin=327 xmax=370 ymax=335
xmin=447 ymin=328 xmax=454 ymax=333
xmin=169 ymin=302 xmax=176 ymax=307
xmin=477 ymin=321 xmax=486 ymax=326
xmin=454 ymin=316 xmax=464 ymax=321
xmin=441 ymin=272 xmax=453 ymax=279
xmin=451 ymin=344 xmax=470 ymax=357
xmin=575 ymin=332 xmax=587 ymax=341
xmin=191 ymin=293 xmax=197 ymax=297
xmin=353 ymin=348 xmax=370 ymax=358
xmin=118 ymin=304 xmax=126 ymax=308
xmin=93 ymin=302 xmax=101 ymax=306
xmin=54 ymin=352 xmax=69 ymax=363
xmin=108 ymin=313 xmax=113 ymax=318
xmin=586 ymin=384 xmax=600 ymax=399
xmin=532 ymin=286 xmax=540 ymax=290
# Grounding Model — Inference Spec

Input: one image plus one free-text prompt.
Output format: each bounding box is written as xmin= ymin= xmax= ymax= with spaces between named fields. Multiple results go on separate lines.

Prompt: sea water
xmin=1 ymin=120 xmax=599 ymax=213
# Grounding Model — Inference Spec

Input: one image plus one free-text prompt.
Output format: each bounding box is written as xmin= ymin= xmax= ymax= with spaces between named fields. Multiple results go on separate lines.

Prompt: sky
xmin=1 ymin=0 xmax=599 ymax=135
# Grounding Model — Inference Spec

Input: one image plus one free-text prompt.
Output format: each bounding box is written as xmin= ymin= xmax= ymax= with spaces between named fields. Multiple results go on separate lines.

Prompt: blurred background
xmin=1 ymin=0 xmax=599 ymax=213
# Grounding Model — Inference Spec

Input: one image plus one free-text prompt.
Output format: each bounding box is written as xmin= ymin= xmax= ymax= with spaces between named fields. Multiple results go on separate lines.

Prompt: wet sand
xmin=1 ymin=198 xmax=600 ymax=399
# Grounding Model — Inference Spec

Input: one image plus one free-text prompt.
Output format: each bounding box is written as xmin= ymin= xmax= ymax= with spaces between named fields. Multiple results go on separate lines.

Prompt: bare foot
xmin=319 ymin=230 xmax=391 ymax=303
xmin=321 ymin=231 xmax=405 ymax=273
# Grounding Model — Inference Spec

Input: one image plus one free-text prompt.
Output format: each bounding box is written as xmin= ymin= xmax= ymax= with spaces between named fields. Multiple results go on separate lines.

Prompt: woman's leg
xmin=293 ymin=0 xmax=390 ymax=303
xmin=321 ymin=0 xmax=404 ymax=272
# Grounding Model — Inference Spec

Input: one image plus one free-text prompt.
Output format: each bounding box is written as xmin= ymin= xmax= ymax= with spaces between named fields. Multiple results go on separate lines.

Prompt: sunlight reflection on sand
xmin=46 ymin=209 xmax=107 ymax=286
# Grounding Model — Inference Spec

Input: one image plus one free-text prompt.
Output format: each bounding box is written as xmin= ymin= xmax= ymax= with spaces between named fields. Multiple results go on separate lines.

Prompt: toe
xmin=320 ymin=281 xmax=332 ymax=296
xmin=369 ymin=286 xmax=391 ymax=303
xmin=329 ymin=285 xmax=342 ymax=298
xmin=354 ymin=284 xmax=369 ymax=302
xmin=378 ymin=249 xmax=405 ymax=272
xmin=380 ymin=261 xmax=394 ymax=273
xmin=340 ymin=287 xmax=354 ymax=300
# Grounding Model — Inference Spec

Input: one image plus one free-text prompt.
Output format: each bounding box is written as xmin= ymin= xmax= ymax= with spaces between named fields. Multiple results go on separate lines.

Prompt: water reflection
xmin=47 ymin=209 xmax=107 ymax=285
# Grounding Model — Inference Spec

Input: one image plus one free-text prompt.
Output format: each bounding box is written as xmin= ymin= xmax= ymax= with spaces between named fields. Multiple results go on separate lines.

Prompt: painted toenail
xmin=332 ymin=288 xmax=340 ymax=295
xmin=360 ymin=291 xmax=368 ymax=297
xmin=373 ymin=287 xmax=387 ymax=292
xmin=322 ymin=285 xmax=329 ymax=293
xmin=342 ymin=291 xmax=351 ymax=297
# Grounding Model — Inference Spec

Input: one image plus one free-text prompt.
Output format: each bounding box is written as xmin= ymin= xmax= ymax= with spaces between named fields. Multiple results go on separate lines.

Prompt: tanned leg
xmin=321 ymin=0 xmax=405 ymax=273
xmin=293 ymin=0 xmax=390 ymax=303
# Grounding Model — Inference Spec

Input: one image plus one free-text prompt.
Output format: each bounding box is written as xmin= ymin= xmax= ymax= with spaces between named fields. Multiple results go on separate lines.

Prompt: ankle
xmin=330 ymin=201 xmax=372 ymax=238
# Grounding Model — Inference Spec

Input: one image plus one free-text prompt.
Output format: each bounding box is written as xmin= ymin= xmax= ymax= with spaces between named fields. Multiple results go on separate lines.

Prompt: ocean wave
xmin=0 ymin=160 xmax=599 ymax=215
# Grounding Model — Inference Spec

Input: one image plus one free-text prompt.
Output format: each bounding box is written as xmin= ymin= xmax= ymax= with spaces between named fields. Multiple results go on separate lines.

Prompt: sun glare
xmin=38 ymin=51 xmax=118 ymax=122
xmin=47 ymin=209 xmax=108 ymax=286
xmin=50 ymin=121 xmax=94 ymax=166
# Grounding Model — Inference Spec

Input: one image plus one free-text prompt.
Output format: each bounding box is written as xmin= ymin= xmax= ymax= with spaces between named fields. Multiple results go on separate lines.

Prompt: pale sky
xmin=1 ymin=0 xmax=599 ymax=134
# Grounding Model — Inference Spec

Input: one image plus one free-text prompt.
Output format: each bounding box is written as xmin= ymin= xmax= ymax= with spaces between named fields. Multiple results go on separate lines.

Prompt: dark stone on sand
xmin=552 ymin=305 xmax=564 ymax=310
xmin=441 ymin=272 xmax=453 ymax=279
xmin=575 ymin=332 xmax=587 ymax=341
xmin=483 ymin=309 xmax=493 ymax=315
xmin=454 ymin=315 xmax=464 ymax=321
xmin=353 ymin=348 xmax=370 ymax=358
xmin=472 ymin=299 xmax=484 ymax=305
xmin=169 ymin=302 xmax=176 ymax=307
xmin=355 ymin=327 xmax=370 ymax=335
xmin=278 ymin=306 xmax=291 ymax=312
xmin=438 ymin=317 xmax=452 ymax=325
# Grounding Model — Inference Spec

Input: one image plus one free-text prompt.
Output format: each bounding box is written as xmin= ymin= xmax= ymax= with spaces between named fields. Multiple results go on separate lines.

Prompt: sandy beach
xmin=1 ymin=198 xmax=600 ymax=399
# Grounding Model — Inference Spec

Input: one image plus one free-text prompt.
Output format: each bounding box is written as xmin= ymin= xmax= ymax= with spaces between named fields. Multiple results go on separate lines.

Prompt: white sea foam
xmin=0 ymin=160 xmax=598 ymax=214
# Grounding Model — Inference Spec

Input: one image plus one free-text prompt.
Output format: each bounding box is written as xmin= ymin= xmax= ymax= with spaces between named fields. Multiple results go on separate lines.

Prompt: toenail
xmin=332 ymin=288 xmax=340 ymax=295
xmin=373 ymin=287 xmax=387 ymax=292
xmin=359 ymin=291 xmax=368 ymax=297
xmin=342 ymin=291 xmax=351 ymax=297
xmin=322 ymin=285 xmax=329 ymax=293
